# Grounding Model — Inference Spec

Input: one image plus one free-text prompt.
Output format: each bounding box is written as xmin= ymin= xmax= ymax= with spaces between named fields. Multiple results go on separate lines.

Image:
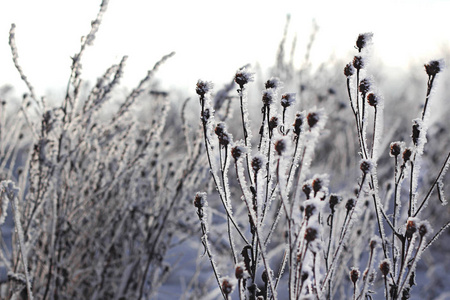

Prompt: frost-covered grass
xmin=0 ymin=2 xmax=449 ymax=300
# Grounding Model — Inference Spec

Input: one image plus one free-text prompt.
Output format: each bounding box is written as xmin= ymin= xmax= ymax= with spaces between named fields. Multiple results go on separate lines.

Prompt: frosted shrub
xmin=0 ymin=1 xmax=204 ymax=299
xmin=194 ymin=33 xmax=449 ymax=300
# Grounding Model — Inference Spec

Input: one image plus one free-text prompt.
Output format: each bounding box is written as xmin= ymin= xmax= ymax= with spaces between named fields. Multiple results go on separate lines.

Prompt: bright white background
xmin=0 ymin=0 xmax=449 ymax=99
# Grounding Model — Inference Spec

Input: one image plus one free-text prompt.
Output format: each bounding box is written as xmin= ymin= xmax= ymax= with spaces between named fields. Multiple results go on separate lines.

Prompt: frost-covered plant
xmin=193 ymin=33 xmax=449 ymax=300
xmin=0 ymin=1 xmax=204 ymax=299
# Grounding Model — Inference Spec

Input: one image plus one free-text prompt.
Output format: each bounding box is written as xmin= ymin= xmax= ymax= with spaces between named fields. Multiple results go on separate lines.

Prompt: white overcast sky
xmin=0 ymin=0 xmax=449 ymax=98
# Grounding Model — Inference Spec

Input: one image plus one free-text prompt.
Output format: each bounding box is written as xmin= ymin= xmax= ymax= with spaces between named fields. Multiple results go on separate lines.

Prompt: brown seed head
xmin=424 ymin=60 xmax=443 ymax=76
xmin=350 ymin=268 xmax=360 ymax=284
xmin=344 ymin=62 xmax=355 ymax=77
xmin=353 ymin=56 xmax=364 ymax=70
xmin=379 ymin=259 xmax=391 ymax=277
xmin=304 ymin=226 xmax=318 ymax=242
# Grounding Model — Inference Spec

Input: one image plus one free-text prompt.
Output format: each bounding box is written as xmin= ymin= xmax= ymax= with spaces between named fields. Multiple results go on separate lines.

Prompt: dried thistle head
xmin=353 ymin=56 xmax=365 ymax=70
xmin=344 ymin=62 xmax=355 ymax=77
xmin=356 ymin=32 xmax=373 ymax=52
xmin=231 ymin=143 xmax=246 ymax=161
xmin=265 ymin=77 xmax=283 ymax=90
xmin=379 ymin=259 xmax=391 ymax=277
xmin=262 ymin=88 xmax=275 ymax=106
xmin=196 ymin=80 xmax=213 ymax=96
xmin=403 ymin=147 xmax=413 ymax=163
xmin=251 ymin=154 xmax=266 ymax=174
xmin=329 ymin=194 xmax=342 ymax=213
xmin=411 ymin=119 xmax=422 ymax=147
xmin=193 ymin=192 xmax=207 ymax=209
xmin=302 ymin=182 xmax=313 ymax=199
xmin=367 ymin=93 xmax=378 ymax=107
xmin=293 ymin=112 xmax=305 ymax=136
xmin=350 ymin=267 xmax=360 ymax=284
xmin=390 ymin=141 xmax=404 ymax=157
xmin=215 ymin=122 xmax=231 ymax=146
xmin=281 ymin=93 xmax=296 ymax=108
xmin=235 ymin=262 xmax=249 ymax=280
xmin=369 ymin=236 xmax=381 ymax=250
xmin=274 ymin=138 xmax=288 ymax=156
xmin=269 ymin=116 xmax=280 ymax=133
xmin=418 ymin=220 xmax=432 ymax=238
xmin=424 ymin=59 xmax=444 ymax=76
xmin=346 ymin=198 xmax=355 ymax=213
xmin=221 ymin=277 xmax=234 ymax=296
xmin=307 ymin=112 xmax=320 ymax=129
xmin=360 ymin=159 xmax=374 ymax=175
xmin=304 ymin=226 xmax=318 ymax=242
xmin=359 ymin=78 xmax=372 ymax=95
xmin=235 ymin=67 xmax=255 ymax=88
xmin=405 ymin=217 xmax=419 ymax=240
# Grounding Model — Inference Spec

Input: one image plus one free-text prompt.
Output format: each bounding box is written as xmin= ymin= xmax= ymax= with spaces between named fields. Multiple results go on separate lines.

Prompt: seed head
xmin=215 ymin=122 xmax=231 ymax=146
xmin=369 ymin=236 xmax=381 ymax=250
xmin=329 ymin=194 xmax=342 ymax=213
xmin=412 ymin=119 xmax=422 ymax=147
xmin=235 ymin=262 xmax=249 ymax=280
xmin=307 ymin=112 xmax=320 ymax=129
xmin=379 ymin=259 xmax=391 ymax=277
xmin=344 ymin=62 xmax=355 ymax=77
xmin=293 ymin=112 xmax=305 ymax=136
xmin=367 ymin=93 xmax=378 ymax=107
xmin=302 ymin=182 xmax=313 ymax=199
xmin=196 ymin=80 xmax=213 ymax=96
xmin=221 ymin=278 xmax=234 ymax=296
xmin=251 ymin=154 xmax=266 ymax=174
xmin=424 ymin=59 xmax=444 ymax=76
xmin=350 ymin=268 xmax=360 ymax=284
xmin=353 ymin=56 xmax=364 ymax=70
xmin=390 ymin=141 xmax=403 ymax=157
xmin=304 ymin=202 xmax=317 ymax=220
xmin=356 ymin=33 xmax=373 ymax=52
xmin=405 ymin=218 xmax=418 ymax=240
xmin=262 ymin=88 xmax=275 ymax=106
xmin=403 ymin=147 xmax=412 ymax=163
xmin=312 ymin=175 xmax=328 ymax=196
xmin=359 ymin=78 xmax=372 ymax=95
xmin=261 ymin=270 xmax=268 ymax=283
xmin=274 ymin=138 xmax=288 ymax=155
xmin=346 ymin=198 xmax=355 ymax=213
xmin=265 ymin=77 xmax=283 ymax=90
xmin=193 ymin=192 xmax=207 ymax=209
xmin=231 ymin=144 xmax=246 ymax=161
xmin=281 ymin=93 xmax=296 ymax=108
xmin=269 ymin=116 xmax=280 ymax=133
xmin=235 ymin=67 xmax=255 ymax=88
xmin=304 ymin=226 xmax=318 ymax=242
xmin=360 ymin=159 xmax=374 ymax=175
xmin=418 ymin=220 xmax=432 ymax=238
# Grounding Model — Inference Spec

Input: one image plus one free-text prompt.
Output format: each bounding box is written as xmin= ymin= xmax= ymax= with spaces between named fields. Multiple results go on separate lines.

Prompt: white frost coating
xmin=371 ymin=92 xmax=384 ymax=160
xmin=437 ymin=180 xmax=447 ymax=205
xmin=294 ymin=108 xmax=328 ymax=202
xmin=0 ymin=181 xmax=12 ymax=225
xmin=3 ymin=181 xmax=34 ymax=300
